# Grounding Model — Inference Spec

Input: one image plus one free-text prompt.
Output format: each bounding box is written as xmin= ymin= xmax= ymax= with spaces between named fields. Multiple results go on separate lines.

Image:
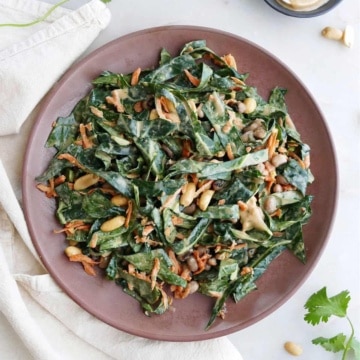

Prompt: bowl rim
xmin=263 ymin=0 xmax=343 ymax=18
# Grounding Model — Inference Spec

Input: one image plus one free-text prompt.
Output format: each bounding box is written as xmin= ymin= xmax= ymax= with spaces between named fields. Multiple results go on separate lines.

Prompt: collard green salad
xmin=36 ymin=40 xmax=314 ymax=329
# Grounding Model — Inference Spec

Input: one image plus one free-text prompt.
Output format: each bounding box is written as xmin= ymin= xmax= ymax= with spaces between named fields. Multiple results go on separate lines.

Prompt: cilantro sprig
xmin=304 ymin=287 xmax=360 ymax=360
xmin=0 ymin=0 xmax=111 ymax=28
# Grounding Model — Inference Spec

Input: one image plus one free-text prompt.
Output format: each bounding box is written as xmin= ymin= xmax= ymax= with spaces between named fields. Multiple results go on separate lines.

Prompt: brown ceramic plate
xmin=22 ymin=26 xmax=337 ymax=341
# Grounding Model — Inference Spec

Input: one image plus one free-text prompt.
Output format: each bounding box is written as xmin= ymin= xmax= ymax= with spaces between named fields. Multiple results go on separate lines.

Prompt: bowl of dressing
xmin=264 ymin=0 xmax=343 ymax=17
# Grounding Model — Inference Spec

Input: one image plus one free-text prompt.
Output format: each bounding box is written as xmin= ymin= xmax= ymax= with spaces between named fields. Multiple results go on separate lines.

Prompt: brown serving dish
xmin=22 ymin=26 xmax=337 ymax=341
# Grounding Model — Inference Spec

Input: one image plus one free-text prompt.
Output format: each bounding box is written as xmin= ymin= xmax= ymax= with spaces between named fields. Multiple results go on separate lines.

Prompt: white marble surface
xmin=1 ymin=0 xmax=359 ymax=359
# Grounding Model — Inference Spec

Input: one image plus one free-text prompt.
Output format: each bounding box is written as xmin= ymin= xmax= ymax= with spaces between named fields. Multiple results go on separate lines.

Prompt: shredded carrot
xmin=160 ymin=187 xmax=183 ymax=211
xmin=150 ymin=257 xmax=161 ymax=290
xmin=189 ymin=173 xmax=199 ymax=185
xmin=36 ymin=177 xmax=57 ymax=198
xmin=288 ymin=152 xmax=306 ymax=169
xmin=171 ymin=215 xmax=183 ymax=226
xmin=159 ymin=96 xmax=170 ymax=112
xmin=265 ymin=178 xmax=276 ymax=193
xmin=58 ymin=153 xmax=84 ymax=169
xmin=54 ymin=220 xmax=90 ymax=236
xmin=229 ymin=242 xmax=247 ymax=251
xmin=171 ymin=267 xmax=192 ymax=299
xmin=173 ymin=284 xmax=191 ymax=299
xmin=124 ymin=200 xmax=133 ymax=228
xmin=167 ymin=249 xmax=181 ymax=275
xmin=270 ymin=208 xmax=282 ymax=218
xmin=54 ymin=175 xmax=66 ymax=186
xmin=134 ymin=235 xmax=161 ymax=246
xmin=69 ymin=253 xmax=98 ymax=276
xmin=184 ymin=69 xmax=200 ymax=87
xmin=79 ymin=123 xmax=93 ymax=149
xmin=131 ymin=67 xmax=141 ymax=86
xmin=181 ymin=139 xmax=192 ymax=158
xmin=133 ymin=101 xmax=143 ymax=113
xmin=193 ymin=250 xmax=211 ymax=275
xmin=266 ymin=128 xmax=279 ymax=159
xmin=221 ymin=54 xmax=237 ymax=70
xmin=194 ymin=180 xmax=214 ymax=198
xmin=237 ymin=200 xmax=247 ymax=212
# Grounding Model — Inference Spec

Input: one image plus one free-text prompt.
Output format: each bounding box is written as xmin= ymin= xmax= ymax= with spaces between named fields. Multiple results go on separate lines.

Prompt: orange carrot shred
xmin=184 ymin=69 xmax=200 ymax=87
xmin=131 ymin=67 xmax=141 ymax=86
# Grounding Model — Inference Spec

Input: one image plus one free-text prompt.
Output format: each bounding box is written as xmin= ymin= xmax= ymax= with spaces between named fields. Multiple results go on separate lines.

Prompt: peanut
xmin=64 ymin=246 xmax=82 ymax=258
xmin=111 ymin=194 xmax=129 ymax=207
xmin=243 ymin=97 xmax=257 ymax=114
xmin=100 ymin=215 xmax=126 ymax=232
xmin=321 ymin=25 xmax=354 ymax=48
xmin=284 ymin=341 xmax=303 ymax=356
xmin=73 ymin=173 xmax=100 ymax=191
xmin=198 ymin=190 xmax=214 ymax=211
xmin=180 ymin=182 xmax=197 ymax=207
xmin=321 ymin=26 xmax=343 ymax=41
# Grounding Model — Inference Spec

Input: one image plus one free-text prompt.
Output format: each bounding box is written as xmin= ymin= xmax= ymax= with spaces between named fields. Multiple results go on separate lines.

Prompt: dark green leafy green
xmin=36 ymin=40 xmax=314 ymax=330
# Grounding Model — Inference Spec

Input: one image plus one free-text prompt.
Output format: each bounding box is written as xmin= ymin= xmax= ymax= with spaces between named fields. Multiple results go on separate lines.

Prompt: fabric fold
xmin=15 ymin=273 xmax=242 ymax=360
xmin=0 ymin=1 xmax=243 ymax=359
xmin=0 ymin=0 xmax=111 ymax=136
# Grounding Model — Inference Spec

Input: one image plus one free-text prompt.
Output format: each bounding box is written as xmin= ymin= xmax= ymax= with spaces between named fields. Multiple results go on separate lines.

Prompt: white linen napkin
xmin=0 ymin=0 xmax=111 ymax=136
xmin=0 ymin=1 xmax=243 ymax=359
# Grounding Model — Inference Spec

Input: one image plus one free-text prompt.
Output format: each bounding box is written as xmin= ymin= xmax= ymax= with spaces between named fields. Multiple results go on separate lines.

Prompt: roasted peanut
xmin=243 ymin=97 xmax=257 ymax=114
xmin=73 ymin=173 xmax=100 ymax=191
xmin=100 ymin=215 xmax=126 ymax=232
xmin=271 ymin=153 xmax=288 ymax=168
xmin=263 ymin=195 xmax=278 ymax=214
xmin=284 ymin=341 xmax=303 ymax=356
xmin=187 ymin=280 xmax=199 ymax=294
xmin=321 ymin=25 xmax=354 ymax=48
xmin=180 ymin=182 xmax=197 ymax=207
xmin=111 ymin=194 xmax=129 ymax=207
xmin=64 ymin=246 xmax=82 ymax=258
xmin=321 ymin=26 xmax=343 ymax=41
xmin=198 ymin=190 xmax=215 ymax=211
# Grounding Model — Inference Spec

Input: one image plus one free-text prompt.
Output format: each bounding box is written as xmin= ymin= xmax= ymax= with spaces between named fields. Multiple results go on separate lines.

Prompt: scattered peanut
xmin=187 ymin=280 xmax=199 ymax=294
xmin=321 ymin=25 xmax=355 ymax=48
xmin=65 ymin=246 xmax=82 ymax=258
xmin=321 ymin=26 xmax=343 ymax=41
xmin=100 ymin=215 xmax=126 ymax=232
xmin=271 ymin=153 xmax=288 ymax=168
xmin=111 ymin=194 xmax=129 ymax=207
xmin=263 ymin=195 xmax=278 ymax=214
xmin=180 ymin=182 xmax=197 ymax=207
xmin=73 ymin=173 xmax=100 ymax=191
xmin=243 ymin=97 xmax=257 ymax=114
xmin=343 ymin=25 xmax=355 ymax=48
xmin=186 ymin=256 xmax=199 ymax=272
xmin=198 ymin=189 xmax=215 ymax=211
xmin=284 ymin=341 xmax=303 ymax=356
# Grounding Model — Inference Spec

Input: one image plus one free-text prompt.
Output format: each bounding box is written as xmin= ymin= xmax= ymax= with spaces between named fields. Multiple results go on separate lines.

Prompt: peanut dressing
xmin=276 ymin=0 xmax=330 ymax=11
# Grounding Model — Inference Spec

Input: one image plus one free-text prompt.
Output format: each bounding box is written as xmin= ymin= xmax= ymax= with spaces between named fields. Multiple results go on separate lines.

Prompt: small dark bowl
xmin=264 ymin=0 xmax=343 ymax=18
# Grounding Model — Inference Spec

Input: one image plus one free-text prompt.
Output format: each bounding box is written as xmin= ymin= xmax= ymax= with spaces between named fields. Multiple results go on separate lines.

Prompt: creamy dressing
xmin=276 ymin=0 xmax=330 ymax=11
xmin=239 ymin=196 xmax=272 ymax=234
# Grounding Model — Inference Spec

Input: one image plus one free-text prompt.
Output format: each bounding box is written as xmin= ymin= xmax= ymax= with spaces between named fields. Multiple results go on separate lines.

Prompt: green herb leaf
xmin=304 ymin=287 xmax=350 ymax=325
xmin=312 ymin=334 xmax=347 ymax=353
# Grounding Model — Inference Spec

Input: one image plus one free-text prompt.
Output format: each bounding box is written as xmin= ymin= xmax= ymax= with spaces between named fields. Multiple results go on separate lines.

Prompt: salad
xmin=36 ymin=40 xmax=314 ymax=329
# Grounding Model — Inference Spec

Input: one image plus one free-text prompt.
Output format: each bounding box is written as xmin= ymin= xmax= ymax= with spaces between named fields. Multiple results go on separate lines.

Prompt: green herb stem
xmin=343 ymin=316 xmax=355 ymax=360
xmin=0 ymin=0 xmax=69 ymax=28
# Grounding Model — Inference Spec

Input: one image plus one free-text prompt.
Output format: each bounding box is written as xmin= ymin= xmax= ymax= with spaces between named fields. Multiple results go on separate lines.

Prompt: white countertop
xmin=1 ymin=0 xmax=359 ymax=359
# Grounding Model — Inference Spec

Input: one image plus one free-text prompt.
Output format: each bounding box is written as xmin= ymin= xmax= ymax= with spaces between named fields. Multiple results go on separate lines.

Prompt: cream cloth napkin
xmin=0 ymin=1 xmax=243 ymax=359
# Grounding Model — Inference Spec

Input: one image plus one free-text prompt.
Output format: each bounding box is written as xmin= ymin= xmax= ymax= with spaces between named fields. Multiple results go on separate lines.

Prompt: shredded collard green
xmin=36 ymin=40 xmax=314 ymax=329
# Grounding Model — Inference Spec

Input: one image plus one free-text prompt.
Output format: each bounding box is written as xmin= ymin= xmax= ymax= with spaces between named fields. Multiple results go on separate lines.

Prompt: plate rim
xmin=22 ymin=25 xmax=338 ymax=341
